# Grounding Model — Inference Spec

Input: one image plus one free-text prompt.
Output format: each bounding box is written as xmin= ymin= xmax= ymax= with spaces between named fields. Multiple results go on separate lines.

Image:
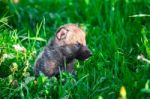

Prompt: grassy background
xmin=0 ymin=0 xmax=150 ymax=98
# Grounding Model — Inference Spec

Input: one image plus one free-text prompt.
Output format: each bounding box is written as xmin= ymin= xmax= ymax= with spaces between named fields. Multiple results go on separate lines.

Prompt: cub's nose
xmin=89 ymin=51 xmax=92 ymax=56
xmin=86 ymin=50 xmax=92 ymax=57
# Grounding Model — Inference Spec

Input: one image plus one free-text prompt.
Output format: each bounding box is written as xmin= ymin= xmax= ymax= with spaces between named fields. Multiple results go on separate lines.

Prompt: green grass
xmin=0 ymin=0 xmax=150 ymax=98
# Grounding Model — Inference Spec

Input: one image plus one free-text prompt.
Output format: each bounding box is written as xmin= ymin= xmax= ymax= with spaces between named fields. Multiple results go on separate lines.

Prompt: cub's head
xmin=54 ymin=24 xmax=86 ymax=46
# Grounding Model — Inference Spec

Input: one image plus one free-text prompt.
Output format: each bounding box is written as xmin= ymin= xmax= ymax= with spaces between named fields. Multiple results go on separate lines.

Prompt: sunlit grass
xmin=0 ymin=0 xmax=150 ymax=98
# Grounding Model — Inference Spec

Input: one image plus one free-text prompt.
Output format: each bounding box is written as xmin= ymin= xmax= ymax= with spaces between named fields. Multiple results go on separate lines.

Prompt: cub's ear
xmin=56 ymin=28 xmax=68 ymax=40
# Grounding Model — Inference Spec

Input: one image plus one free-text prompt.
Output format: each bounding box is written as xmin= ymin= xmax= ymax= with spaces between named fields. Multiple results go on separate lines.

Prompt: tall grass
xmin=0 ymin=0 xmax=150 ymax=98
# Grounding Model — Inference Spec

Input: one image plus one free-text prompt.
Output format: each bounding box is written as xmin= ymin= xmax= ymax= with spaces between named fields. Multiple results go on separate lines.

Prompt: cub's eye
xmin=76 ymin=42 xmax=81 ymax=47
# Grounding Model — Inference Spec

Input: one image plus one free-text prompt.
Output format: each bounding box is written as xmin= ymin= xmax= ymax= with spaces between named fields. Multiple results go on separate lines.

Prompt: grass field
xmin=0 ymin=0 xmax=150 ymax=98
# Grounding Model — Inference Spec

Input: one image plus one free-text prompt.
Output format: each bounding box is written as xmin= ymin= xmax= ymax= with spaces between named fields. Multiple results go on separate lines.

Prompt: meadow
xmin=0 ymin=0 xmax=150 ymax=98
